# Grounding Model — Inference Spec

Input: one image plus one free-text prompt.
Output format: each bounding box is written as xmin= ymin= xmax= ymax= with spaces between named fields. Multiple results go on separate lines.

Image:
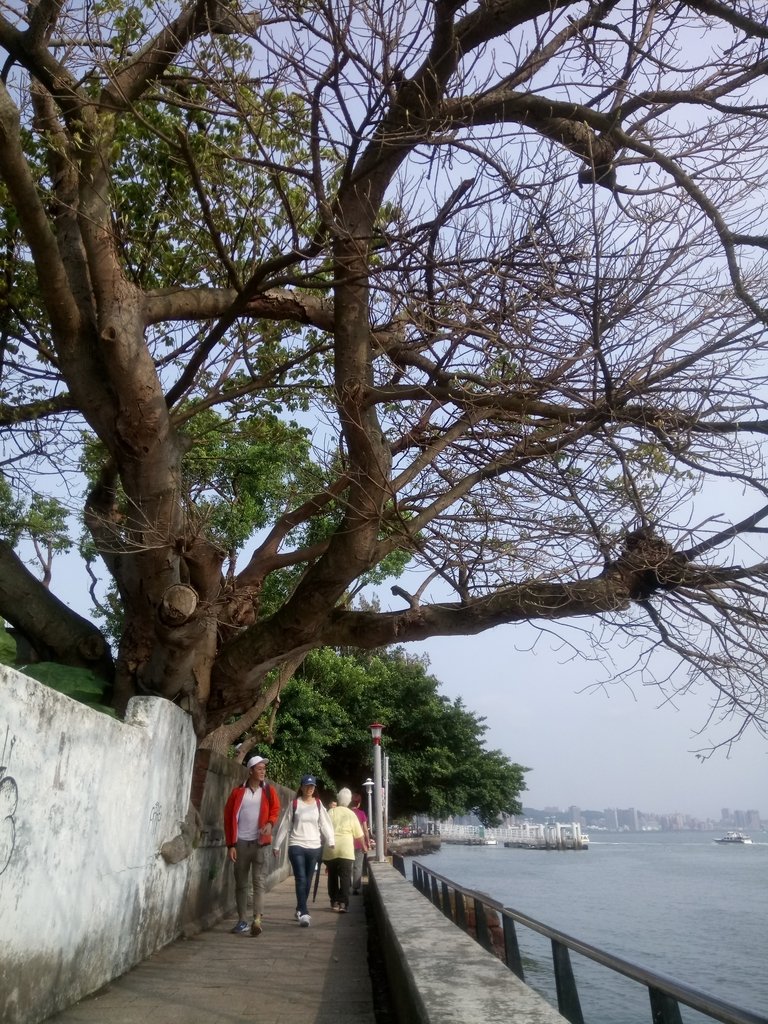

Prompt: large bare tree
xmin=2 ymin=0 xmax=768 ymax=744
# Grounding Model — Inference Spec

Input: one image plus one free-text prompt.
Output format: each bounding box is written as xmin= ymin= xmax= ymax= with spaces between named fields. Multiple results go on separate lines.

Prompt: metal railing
xmin=411 ymin=860 xmax=768 ymax=1024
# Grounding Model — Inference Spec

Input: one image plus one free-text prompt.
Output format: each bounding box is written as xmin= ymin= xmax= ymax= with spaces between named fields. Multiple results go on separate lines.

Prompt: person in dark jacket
xmin=224 ymin=755 xmax=281 ymax=936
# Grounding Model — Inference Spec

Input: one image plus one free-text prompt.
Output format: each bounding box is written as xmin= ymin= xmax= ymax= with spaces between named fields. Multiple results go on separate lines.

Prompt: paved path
xmin=47 ymin=877 xmax=378 ymax=1024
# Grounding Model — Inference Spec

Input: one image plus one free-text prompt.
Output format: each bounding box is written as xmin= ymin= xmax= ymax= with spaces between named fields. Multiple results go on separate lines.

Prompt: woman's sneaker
xmin=299 ymin=913 xmax=311 ymax=927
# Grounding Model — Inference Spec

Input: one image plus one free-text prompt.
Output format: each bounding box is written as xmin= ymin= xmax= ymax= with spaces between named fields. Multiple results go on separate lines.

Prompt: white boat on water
xmin=714 ymin=831 xmax=753 ymax=844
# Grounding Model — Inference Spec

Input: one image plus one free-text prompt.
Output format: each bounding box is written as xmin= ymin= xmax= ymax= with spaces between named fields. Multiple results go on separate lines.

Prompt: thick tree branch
xmin=0 ymin=539 xmax=113 ymax=677
xmin=0 ymin=81 xmax=81 ymax=336
xmin=0 ymin=393 xmax=73 ymax=426
xmin=102 ymin=0 xmax=260 ymax=110
xmin=212 ymin=537 xmax=768 ymax=687
xmin=684 ymin=0 xmax=768 ymax=38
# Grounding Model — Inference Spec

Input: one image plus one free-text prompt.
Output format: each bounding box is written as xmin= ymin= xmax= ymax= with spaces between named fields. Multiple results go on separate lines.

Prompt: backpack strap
xmin=292 ymin=796 xmax=322 ymax=825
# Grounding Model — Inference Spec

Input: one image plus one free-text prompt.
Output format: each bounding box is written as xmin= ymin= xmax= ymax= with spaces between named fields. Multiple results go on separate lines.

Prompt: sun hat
xmin=300 ymin=774 xmax=318 ymax=786
xmin=247 ymin=755 xmax=268 ymax=769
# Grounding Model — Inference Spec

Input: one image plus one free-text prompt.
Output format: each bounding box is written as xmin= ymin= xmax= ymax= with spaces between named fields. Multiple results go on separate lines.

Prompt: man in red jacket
xmin=224 ymin=755 xmax=281 ymax=936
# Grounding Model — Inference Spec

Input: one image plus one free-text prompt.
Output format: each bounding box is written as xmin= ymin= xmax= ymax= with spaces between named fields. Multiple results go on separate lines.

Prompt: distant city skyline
xmin=411 ymin=626 xmax=768 ymax=823
xmin=519 ymin=803 xmax=763 ymax=830
xmin=449 ymin=803 xmax=763 ymax=831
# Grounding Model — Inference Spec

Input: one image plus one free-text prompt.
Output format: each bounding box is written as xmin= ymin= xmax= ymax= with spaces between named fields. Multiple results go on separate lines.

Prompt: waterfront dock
xmin=37 ymin=859 xmax=762 ymax=1024
xmin=42 ymin=864 xmax=568 ymax=1024
xmin=502 ymin=822 xmax=589 ymax=850
xmin=46 ymin=875 xmax=377 ymax=1024
xmin=439 ymin=821 xmax=589 ymax=850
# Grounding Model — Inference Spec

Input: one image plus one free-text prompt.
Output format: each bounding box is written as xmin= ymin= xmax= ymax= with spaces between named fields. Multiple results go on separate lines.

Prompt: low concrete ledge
xmin=368 ymin=862 xmax=567 ymax=1024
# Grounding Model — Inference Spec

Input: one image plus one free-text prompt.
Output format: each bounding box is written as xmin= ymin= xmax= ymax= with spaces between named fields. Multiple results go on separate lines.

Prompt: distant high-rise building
xmin=617 ymin=807 xmax=639 ymax=831
xmin=604 ymin=807 xmax=619 ymax=831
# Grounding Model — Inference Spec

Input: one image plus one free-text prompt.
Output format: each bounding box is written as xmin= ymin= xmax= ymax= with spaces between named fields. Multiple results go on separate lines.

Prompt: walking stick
xmin=312 ymin=847 xmax=323 ymax=903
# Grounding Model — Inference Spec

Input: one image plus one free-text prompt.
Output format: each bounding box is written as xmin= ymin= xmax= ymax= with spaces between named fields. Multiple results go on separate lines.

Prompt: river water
xmin=423 ymin=831 xmax=768 ymax=1023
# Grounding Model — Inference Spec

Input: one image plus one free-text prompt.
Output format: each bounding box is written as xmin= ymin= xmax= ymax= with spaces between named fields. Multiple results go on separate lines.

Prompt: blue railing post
xmin=552 ymin=939 xmax=585 ymax=1024
xmin=441 ymin=880 xmax=453 ymax=919
xmin=455 ymin=890 xmax=467 ymax=931
xmin=503 ymin=914 xmax=525 ymax=980
xmin=474 ymin=898 xmax=494 ymax=955
xmin=412 ymin=862 xmax=425 ymax=894
xmin=430 ymin=874 xmax=440 ymax=907
xmin=649 ymin=986 xmax=684 ymax=1024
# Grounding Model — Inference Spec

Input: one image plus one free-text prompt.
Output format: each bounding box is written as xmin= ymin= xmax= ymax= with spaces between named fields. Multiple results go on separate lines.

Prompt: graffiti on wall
xmin=0 ymin=725 xmax=18 ymax=876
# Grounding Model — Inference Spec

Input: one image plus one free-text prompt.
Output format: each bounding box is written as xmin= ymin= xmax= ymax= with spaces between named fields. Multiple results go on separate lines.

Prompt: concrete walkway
xmin=47 ymin=877 xmax=378 ymax=1024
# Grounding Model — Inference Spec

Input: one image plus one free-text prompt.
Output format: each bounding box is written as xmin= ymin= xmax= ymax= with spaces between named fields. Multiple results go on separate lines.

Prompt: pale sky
xmin=409 ymin=626 xmax=767 ymax=823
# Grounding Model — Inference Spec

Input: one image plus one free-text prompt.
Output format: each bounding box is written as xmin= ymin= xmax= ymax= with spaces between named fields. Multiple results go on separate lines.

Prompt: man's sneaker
xmin=230 ymin=920 xmax=249 ymax=934
xmin=295 ymin=909 xmax=302 ymax=920
xmin=338 ymin=905 xmax=348 ymax=913
xmin=299 ymin=913 xmax=311 ymax=927
xmin=250 ymin=916 xmax=263 ymax=936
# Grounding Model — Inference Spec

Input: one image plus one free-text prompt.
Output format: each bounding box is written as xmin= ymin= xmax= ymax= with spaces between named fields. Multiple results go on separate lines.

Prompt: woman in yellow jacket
xmin=323 ymin=788 xmax=363 ymax=912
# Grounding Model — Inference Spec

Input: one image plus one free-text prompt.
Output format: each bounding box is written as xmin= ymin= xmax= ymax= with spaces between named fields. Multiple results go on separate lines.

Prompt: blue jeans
xmin=288 ymin=845 xmax=322 ymax=916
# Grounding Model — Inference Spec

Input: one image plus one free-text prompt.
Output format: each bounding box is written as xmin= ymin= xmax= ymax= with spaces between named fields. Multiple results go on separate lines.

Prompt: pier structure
xmin=45 ymin=863 xmax=569 ymax=1024
xmin=438 ymin=821 xmax=589 ymax=849
xmin=501 ymin=821 xmax=588 ymax=850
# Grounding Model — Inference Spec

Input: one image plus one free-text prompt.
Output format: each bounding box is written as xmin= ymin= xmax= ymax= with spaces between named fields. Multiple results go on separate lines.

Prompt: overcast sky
xmin=408 ymin=626 xmax=767 ymax=823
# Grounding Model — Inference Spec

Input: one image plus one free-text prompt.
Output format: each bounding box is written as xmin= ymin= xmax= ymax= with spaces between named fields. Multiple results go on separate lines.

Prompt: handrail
xmin=412 ymin=860 xmax=768 ymax=1024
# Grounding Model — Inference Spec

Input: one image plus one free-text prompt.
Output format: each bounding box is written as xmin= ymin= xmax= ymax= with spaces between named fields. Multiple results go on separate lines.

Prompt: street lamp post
xmin=369 ymin=723 xmax=385 ymax=862
xmin=383 ymin=754 xmax=390 ymax=842
xmin=362 ymin=777 xmax=374 ymax=832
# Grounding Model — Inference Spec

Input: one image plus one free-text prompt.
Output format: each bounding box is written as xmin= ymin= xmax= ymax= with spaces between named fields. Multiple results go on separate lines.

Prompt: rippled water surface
xmin=425 ymin=831 xmax=768 ymax=1023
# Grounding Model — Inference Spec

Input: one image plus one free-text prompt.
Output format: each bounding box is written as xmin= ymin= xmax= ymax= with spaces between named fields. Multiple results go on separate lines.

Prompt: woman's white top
xmin=274 ymin=797 xmax=335 ymax=850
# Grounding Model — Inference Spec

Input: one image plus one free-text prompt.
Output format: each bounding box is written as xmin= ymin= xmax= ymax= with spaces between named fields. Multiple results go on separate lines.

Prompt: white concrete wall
xmin=0 ymin=664 xmax=198 ymax=1024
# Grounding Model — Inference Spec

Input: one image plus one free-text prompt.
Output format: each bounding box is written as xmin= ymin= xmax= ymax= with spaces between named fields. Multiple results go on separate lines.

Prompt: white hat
xmin=247 ymin=755 xmax=268 ymax=769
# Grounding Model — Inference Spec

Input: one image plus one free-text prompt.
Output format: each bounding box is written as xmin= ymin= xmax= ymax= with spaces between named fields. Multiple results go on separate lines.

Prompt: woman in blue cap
xmin=273 ymin=774 xmax=334 ymax=927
